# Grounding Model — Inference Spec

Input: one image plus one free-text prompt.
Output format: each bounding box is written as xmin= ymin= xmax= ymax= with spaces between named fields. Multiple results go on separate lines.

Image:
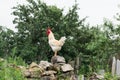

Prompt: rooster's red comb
xmin=46 ymin=27 xmax=51 ymax=36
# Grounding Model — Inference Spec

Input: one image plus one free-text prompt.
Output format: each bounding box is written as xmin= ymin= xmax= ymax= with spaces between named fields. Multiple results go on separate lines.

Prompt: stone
xmin=50 ymin=74 xmax=57 ymax=80
xmin=30 ymin=62 xmax=39 ymax=68
xmin=41 ymin=75 xmax=56 ymax=80
xmin=51 ymin=56 xmax=66 ymax=64
xmin=61 ymin=64 xmax=74 ymax=72
xmin=39 ymin=61 xmax=53 ymax=70
xmin=96 ymin=75 xmax=104 ymax=79
xmin=17 ymin=65 xmax=26 ymax=71
xmin=41 ymin=70 xmax=57 ymax=76
xmin=53 ymin=63 xmax=61 ymax=71
xmin=89 ymin=72 xmax=104 ymax=80
xmin=24 ymin=70 xmax=31 ymax=77
xmin=41 ymin=76 xmax=51 ymax=80
xmin=89 ymin=73 xmax=99 ymax=80
xmin=57 ymin=71 xmax=75 ymax=80
xmin=112 ymin=57 xmax=116 ymax=76
xmin=70 ymin=75 xmax=78 ymax=80
xmin=116 ymin=59 xmax=120 ymax=76
xmin=28 ymin=62 xmax=44 ymax=78
xmin=29 ymin=67 xmax=42 ymax=78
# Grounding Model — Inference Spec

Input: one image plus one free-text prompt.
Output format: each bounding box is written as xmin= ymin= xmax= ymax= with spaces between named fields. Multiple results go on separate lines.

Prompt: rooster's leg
xmin=54 ymin=51 xmax=57 ymax=56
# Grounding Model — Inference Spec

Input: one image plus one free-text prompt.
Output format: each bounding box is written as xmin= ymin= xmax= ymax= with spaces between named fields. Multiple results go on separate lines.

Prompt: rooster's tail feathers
xmin=59 ymin=36 xmax=66 ymax=45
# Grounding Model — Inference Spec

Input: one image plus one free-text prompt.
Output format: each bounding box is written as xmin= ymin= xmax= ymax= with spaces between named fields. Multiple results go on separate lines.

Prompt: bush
xmin=0 ymin=57 xmax=27 ymax=80
xmin=104 ymin=72 xmax=118 ymax=80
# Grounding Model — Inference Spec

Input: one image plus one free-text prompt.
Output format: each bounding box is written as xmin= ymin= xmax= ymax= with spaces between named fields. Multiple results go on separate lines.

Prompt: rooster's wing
xmin=49 ymin=39 xmax=62 ymax=47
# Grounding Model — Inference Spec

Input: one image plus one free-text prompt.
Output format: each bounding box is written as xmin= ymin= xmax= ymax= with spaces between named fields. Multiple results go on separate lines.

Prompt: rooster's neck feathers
xmin=48 ymin=31 xmax=55 ymax=40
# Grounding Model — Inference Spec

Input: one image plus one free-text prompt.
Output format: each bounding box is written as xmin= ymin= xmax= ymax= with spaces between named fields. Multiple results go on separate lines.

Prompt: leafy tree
xmin=12 ymin=0 xmax=85 ymax=62
xmin=11 ymin=0 xmax=120 ymax=75
xmin=0 ymin=26 xmax=15 ymax=57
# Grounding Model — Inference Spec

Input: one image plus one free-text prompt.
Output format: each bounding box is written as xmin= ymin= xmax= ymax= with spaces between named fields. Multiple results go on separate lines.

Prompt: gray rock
xmin=24 ymin=70 xmax=31 ymax=77
xmin=61 ymin=64 xmax=74 ymax=72
xmin=30 ymin=62 xmax=39 ymax=68
xmin=41 ymin=70 xmax=57 ymax=76
xmin=112 ymin=57 xmax=116 ymax=76
xmin=89 ymin=72 xmax=104 ymax=80
xmin=28 ymin=62 xmax=44 ymax=78
xmin=51 ymin=56 xmax=66 ymax=64
xmin=41 ymin=75 xmax=56 ymax=80
xmin=39 ymin=61 xmax=53 ymax=70
xmin=53 ymin=63 xmax=61 ymax=71
xmin=29 ymin=67 xmax=42 ymax=78
xmin=41 ymin=76 xmax=51 ymax=80
xmin=116 ymin=59 xmax=120 ymax=76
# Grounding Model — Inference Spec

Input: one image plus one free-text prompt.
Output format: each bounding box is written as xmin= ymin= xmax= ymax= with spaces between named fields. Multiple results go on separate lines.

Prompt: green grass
xmin=0 ymin=57 xmax=27 ymax=80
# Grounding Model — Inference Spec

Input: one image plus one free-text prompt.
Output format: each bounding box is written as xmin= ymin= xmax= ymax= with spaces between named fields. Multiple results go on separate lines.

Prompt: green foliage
xmin=12 ymin=0 xmax=83 ymax=62
xmin=12 ymin=0 xmax=62 ymax=62
xmin=104 ymin=72 xmax=118 ymax=80
xmin=0 ymin=26 xmax=15 ymax=57
xmin=0 ymin=0 xmax=120 ymax=76
xmin=7 ymin=57 xmax=27 ymax=66
xmin=0 ymin=57 xmax=27 ymax=80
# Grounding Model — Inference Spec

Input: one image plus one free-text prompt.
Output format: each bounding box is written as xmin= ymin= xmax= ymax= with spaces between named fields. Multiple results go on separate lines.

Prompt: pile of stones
xmin=19 ymin=55 xmax=76 ymax=80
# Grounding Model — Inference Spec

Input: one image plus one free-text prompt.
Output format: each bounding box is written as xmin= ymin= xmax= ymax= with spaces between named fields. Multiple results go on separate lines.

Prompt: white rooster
xmin=46 ymin=28 xmax=66 ymax=56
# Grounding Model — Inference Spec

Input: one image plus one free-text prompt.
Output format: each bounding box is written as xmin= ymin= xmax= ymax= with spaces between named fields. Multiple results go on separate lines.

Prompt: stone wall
xmin=20 ymin=55 xmax=77 ymax=80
